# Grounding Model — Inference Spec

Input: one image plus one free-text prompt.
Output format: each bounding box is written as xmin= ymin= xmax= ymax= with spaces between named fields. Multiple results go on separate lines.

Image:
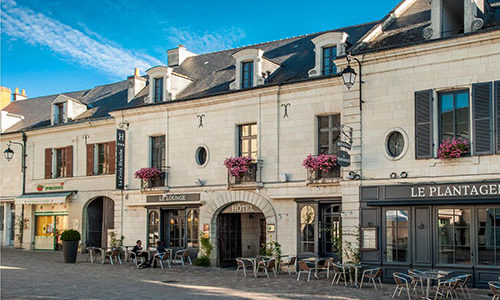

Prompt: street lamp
xmin=4 ymin=145 xmax=14 ymax=161
xmin=341 ymin=64 xmax=357 ymax=90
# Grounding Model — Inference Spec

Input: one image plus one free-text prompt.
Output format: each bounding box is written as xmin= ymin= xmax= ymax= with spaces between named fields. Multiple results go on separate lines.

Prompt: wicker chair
xmin=297 ymin=261 xmax=312 ymax=282
xmin=174 ymin=249 xmax=192 ymax=266
xmin=235 ymin=258 xmax=254 ymax=278
xmin=256 ymin=258 xmax=277 ymax=279
xmin=331 ymin=263 xmax=349 ymax=286
xmin=392 ymin=273 xmax=412 ymax=300
xmin=281 ymin=256 xmax=297 ymax=275
xmin=316 ymin=258 xmax=334 ymax=279
xmin=360 ymin=267 xmax=383 ymax=290
xmin=105 ymin=248 xmax=122 ymax=265
xmin=434 ymin=277 xmax=460 ymax=300
xmin=489 ymin=281 xmax=500 ymax=300
xmin=153 ymin=250 xmax=172 ymax=269
xmin=408 ymin=269 xmax=426 ymax=295
xmin=455 ymin=274 xmax=471 ymax=299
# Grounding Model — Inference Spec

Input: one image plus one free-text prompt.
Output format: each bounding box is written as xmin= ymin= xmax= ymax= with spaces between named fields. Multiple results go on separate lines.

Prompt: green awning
xmin=17 ymin=191 xmax=76 ymax=205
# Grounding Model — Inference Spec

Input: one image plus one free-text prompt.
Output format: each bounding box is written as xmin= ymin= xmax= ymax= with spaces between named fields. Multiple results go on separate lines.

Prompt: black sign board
xmin=336 ymin=150 xmax=351 ymax=167
xmin=336 ymin=141 xmax=352 ymax=150
xmin=146 ymin=193 xmax=201 ymax=203
xmin=115 ymin=129 xmax=126 ymax=190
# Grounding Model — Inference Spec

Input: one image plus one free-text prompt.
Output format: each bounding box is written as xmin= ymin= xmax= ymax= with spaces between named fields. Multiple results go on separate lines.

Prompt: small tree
xmin=194 ymin=233 xmax=213 ymax=267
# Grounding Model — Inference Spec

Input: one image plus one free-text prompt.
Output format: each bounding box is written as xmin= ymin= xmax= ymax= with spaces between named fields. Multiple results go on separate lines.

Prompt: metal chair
xmin=360 ymin=267 xmax=383 ymax=290
xmin=256 ymin=258 xmax=277 ymax=279
xmin=280 ymin=256 xmax=296 ymax=275
xmin=331 ymin=263 xmax=349 ymax=286
xmin=392 ymin=272 xmax=412 ymax=300
xmin=407 ymin=269 xmax=426 ymax=295
xmin=434 ymin=277 xmax=460 ymax=300
xmin=489 ymin=281 xmax=500 ymax=300
xmin=153 ymin=250 xmax=171 ymax=269
xmin=86 ymin=247 xmax=101 ymax=264
xmin=455 ymin=274 xmax=471 ymax=299
xmin=316 ymin=258 xmax=334 ymax=279
xmin=105 ymin=248 xmax=122 ymax=265
xmin=297 ymin=261 xmax=312 ymax=282
xmin=174 ymin=249 xmax=192 ymax=266
xmin=235 ymin=258 xmax=254 ymax=278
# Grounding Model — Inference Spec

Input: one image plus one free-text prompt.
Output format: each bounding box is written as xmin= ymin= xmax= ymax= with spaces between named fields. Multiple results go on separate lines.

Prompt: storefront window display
xmin=385 ymin=209 xmax=409 ymax=263
xmin=477 ymin=208 xmax=500 ymax=266
xmin=438 ymin=208 xmax=471 ymax=265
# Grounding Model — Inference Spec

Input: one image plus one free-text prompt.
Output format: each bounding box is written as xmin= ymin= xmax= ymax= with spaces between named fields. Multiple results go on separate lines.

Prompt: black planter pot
xmin=63 ymin=241 xmax=79 ymax=263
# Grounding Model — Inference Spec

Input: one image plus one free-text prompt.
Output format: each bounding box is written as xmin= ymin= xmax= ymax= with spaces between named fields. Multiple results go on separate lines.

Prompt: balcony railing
xmin=228 ymin=162 xmax=262 ymax=188
xmin=306 ymin=166 xmax=341 ymax=184
xmin=141 ymin=171 xmax=166 ymax=191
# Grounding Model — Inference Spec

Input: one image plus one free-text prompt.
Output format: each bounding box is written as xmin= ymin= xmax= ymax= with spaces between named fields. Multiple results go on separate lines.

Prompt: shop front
xmin=360 ymin=181 xmax=500 ymax=287
xmin=145 ymin=193 xmax=200 ymax=256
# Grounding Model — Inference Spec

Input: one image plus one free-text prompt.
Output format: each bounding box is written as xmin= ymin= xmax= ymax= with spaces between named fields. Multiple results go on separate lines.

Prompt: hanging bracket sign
xmin=336 ymin=150 xmax=351 ymax=167
xmin=115 ymin=129 xmax=126 ymax=190
xmin=337 ymin=141 xmax=352 ymax=150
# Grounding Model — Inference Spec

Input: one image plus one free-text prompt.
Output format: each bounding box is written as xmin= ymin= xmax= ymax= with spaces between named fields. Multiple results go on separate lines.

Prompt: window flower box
xmin=437 ymin=138 xmax=469 ymax=160
xmin=134 ymin=167 xmax=165 ymax=190
xmin=224 ymin=156 xmax=259 ymax=187
xmin=303 ymin=154 xmax=340 ymax=184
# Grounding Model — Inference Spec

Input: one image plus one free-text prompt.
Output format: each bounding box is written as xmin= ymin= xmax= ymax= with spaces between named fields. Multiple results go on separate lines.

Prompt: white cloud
xmin=0 ymin=0 xmax=162 ymax=78
xmin=166 ymin=27 xmax=245 ymax=54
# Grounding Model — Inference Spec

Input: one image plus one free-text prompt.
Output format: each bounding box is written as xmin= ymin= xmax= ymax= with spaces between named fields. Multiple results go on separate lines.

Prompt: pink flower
xmin=437 ymin=137 xmax=469 ymax=160
xmin=224 ymin=156 xmax=253 ymax=178
xmin=302 ymin=154 xmax=337 ymax=172
xmin=134 ymin=167 xmax=162 ymax=180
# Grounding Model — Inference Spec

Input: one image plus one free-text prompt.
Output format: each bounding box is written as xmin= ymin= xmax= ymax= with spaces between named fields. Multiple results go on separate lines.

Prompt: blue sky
xmin=1 ymin=0 xmax=400 ymax=98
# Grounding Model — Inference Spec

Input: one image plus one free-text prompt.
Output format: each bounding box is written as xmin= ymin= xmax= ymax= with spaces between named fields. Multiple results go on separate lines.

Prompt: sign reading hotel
xmin=379 ymin=181 xmax=500 ymax=200
xmin=115 ymin=129 xmax=126 ymax=190
xmin=146 ymin=193 xmax=201 ymax=203
xmin=222 ymin=202 xmax=261 ymax=214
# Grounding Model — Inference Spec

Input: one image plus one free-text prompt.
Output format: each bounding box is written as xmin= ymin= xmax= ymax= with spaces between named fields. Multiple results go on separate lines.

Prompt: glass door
xmin=54 ymin=215 xmax=68 ymax=250
xmin=319 ymin=204 xmax=341 ymax=259
xmin=436 ymin=208 xmax=472 ymax=266
xmin=383 ymin=209 xmax=410 ymax=264
xmin=35 ymin=215 xmax=56 ymax=250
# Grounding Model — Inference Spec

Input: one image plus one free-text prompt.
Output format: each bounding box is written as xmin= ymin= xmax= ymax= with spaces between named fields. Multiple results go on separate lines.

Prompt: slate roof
xmin=354 ymin=0 xmax=500 ymax=53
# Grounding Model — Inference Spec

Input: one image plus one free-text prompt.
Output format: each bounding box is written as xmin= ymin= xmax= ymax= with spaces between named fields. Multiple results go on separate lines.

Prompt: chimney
xmin=12 ymin=87 xmax=28 ymax=101
xmin=127 ymin=68 xmax=146 ymax=103
xmin=167 ymin=45 xmax=196 ymax=67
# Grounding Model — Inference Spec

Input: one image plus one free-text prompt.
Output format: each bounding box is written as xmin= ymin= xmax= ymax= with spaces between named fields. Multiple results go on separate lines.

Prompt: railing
xmin=306 ymin=166 xmax=341 ymax=183
xmin=228 ymin=162 xmax=259 ymax=187
xmin=141 ymin=172 xmax=166 ymax=191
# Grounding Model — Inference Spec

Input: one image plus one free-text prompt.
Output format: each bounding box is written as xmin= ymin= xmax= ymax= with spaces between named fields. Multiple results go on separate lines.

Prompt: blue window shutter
xmin=472 ymin=82 xmax=493 ymax=155
xmin=415 ymin=90 xmax=433 ymax=159
xmin=495 ymin=81 xmax=500 ymax=154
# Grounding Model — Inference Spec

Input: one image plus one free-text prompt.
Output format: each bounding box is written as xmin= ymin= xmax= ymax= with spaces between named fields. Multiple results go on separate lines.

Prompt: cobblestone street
xmin=0 ymin=248 xmax=491 ymax=300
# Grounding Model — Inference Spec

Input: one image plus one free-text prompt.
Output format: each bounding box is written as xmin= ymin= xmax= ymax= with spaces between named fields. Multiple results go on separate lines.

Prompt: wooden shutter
xmin=415 ymin=90 xmax=433 ymax=159
xmin=495 ymin=81 xmax=500 ymax=154
xmin=86 ymin=144 xmax=94 ymax=176
xmin=65 ymin=145 xmax=73 ymax=177
xmin=108 ymin=141 xmax=116 ymax=174
xmin=44 ymin=148 xmax=52 ymax=179
xmin=472 ymin=82 xmax=493 ymax=155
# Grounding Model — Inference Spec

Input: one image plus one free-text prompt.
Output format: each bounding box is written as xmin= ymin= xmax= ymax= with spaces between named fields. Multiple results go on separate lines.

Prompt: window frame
xmin=153 ymin=77 xmax=164 ymax=103
xmin=54 ymin=148 xmax=67 ymax=178
xmin=150 ymin=135 xmax=166 ymax=187
xmin=438 ymin=89 xmax=470 ymax=144
xmin=94 ymin=143 xmax=109 ymax=175
xmin=241 ymin=61 xmax=254 ymax=89
xmin=322 ymin=46 xmax=337 ymax=76
xmin=318 ymin=114 xmax=341 ymax=155
xmin=54 ymin=103 xmax=65 ymax=124
xmin=477 ymin=207 xmax=500 ymax=266
xmin=384 ymin=209 xmax=410 ymax=263
xmin=238 ymin=123 xmax=257 ymax=160
xmin=436 ymin=207 xmax=472 ymax=266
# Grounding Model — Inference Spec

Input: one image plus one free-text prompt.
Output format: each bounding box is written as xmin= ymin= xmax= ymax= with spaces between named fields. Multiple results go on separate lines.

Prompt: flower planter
xmin=303 ymin=154 xmax=340 ymax=183
xmin=437 ymin=138 xmax=469 ymax=160
xmin=63 ymin=240 xmax=79 ymax=263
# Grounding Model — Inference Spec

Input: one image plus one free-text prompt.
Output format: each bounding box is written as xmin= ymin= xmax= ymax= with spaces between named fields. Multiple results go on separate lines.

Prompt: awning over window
xmin=17 ymin=191 xmax=76 ymax=205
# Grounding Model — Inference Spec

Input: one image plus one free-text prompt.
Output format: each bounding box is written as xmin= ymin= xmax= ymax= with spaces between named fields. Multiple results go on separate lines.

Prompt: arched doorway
xmin=85 ymin=196 xmax=114 ymax=248
xmin=203 ymin=191 xmax=278 ymax=267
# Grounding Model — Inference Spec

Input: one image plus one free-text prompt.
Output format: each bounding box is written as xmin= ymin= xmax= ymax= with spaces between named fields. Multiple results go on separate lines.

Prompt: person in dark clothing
xmin=132 ymin=240 xmax=149 ymax=263
xmin=138 ymin=241 xmax=166 ymax=268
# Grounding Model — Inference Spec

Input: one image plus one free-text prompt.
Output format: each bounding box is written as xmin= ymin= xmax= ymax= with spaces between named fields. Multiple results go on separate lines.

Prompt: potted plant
xmin=437 ymin=137 xmax=469 ymax=160
xmin=302 ymin=154 xmax=338 ymax=180
xmin=224 ymin=156 xmax=253 ymax=183
xmin=60 ymin=229 xmax=81 ymax=263
xmin=134 ymin=167 xmax=162 ymax=189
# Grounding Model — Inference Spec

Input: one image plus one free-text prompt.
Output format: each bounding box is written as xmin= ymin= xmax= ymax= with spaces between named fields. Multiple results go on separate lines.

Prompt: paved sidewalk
xmin=0 ymin=248 xmax=491 ymax=300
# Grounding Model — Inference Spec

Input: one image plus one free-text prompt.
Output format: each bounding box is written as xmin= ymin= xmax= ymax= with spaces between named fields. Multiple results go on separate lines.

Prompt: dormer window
xmin=322 ymin=46 xmax=337 ymax=76
xmin=153 ymin=78 xmax=164 ymax=103
xmin=241 ymin=61 xmax=254 ymax=88
xmin=54 ymin=103 xmax=65 ymax=125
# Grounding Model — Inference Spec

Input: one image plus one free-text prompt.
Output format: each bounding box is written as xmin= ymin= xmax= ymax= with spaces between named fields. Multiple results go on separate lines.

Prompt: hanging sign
xmin=337 ymin=141 xmax=352 ymax=150
xmin=336 ymin=150 xmax=351 ymax=167
xmin=115 ymin=129 xmax=126 ymax=190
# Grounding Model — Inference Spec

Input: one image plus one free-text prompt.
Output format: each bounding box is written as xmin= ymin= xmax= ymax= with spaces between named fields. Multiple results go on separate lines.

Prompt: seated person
xmin=139 ymin=241 xmax=167 ymax=268
xmin=132 ymin=240 xmax=148 ymax=261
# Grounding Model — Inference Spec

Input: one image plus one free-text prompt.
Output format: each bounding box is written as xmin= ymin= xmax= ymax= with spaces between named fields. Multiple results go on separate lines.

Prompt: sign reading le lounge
xmin=383 ymin=181 xmax=500 ymax=200
xmin=146 ymin=193 xmax=200 ymax=203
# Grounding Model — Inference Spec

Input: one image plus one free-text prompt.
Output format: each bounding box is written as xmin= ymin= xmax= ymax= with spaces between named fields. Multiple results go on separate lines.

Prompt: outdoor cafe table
xmin=302 ymin=257 xmax=328 ymax=279
xmin=344 ymin=263 xmax=365 ymax=288
xmin=416 ymin=270 xmax=449 ymax=300
xmin=243 ymin=257 xmax=272 ymax=278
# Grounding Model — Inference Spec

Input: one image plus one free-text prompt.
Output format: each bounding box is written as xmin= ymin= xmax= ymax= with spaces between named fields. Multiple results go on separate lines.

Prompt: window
xmin=320 ymin=204 xmax=341 ymax=256
xmin=241 ymin=61 xmax=253 ymax=88
xmin=385 ymin=210 xmax=409 ymax=262
xmin=150 ymin=135 xmax=166 ymax=187
xmin=239 ymin=123 xmax=257 ymax=160
xmin=439 ymin=90 xmax=470 ymax=142
xmin=153 ymin=78 xmax=164 ymax=103
xmin=148 ymin=210 xmax=159 ymax=247
xmin=300 ymin=205 xmax=315 ymax=253
xmin=195 ymin=146 xmax=208 ymax=166
xmin=86 ymin=142 xmax=115 ymax=176
xmin=54 ymin=103 xmax=65 ymax=124
xmin=318 ymin=115 xmax=341 ymax=155
xmin=187 ymin=209 xmax=199 ymax=248
xmin=477 ymin=208 xmax=500 ymax=265
xmin=322 ymin=46 xmax=337 ymax=76
xmin=96 ymin=143 xmax=108 ymax=175
xmin=169 ymin=210 xmax=185 ymax=248
xmin=438 ymin=208 xmax=471 ymax=265
xmin=55 ymin=148 xmax=67 ymax=178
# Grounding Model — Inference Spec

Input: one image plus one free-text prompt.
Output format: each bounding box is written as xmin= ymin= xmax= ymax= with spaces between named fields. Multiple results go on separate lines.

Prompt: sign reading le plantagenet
xmin=115 ymin=129 xmax=126 ymax=190
xmin=383 ymin=181 xmax=500 ymax=200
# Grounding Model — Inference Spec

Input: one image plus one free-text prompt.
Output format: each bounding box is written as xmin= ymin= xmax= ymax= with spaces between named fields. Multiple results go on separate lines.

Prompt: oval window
xmin=195 ymin=146 xmax=208 ymax=166
xmin=386 ymin=131 xmax=405 ymax=158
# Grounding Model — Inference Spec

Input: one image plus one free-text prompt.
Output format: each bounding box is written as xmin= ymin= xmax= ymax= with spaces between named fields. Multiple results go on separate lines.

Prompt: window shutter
xmin=108 ymin=141 xmax=116 ymax=174
xmin=65 ymin=145 xmax=73 ymax=177
xmin=495 ymin=81 xmax=500 ymax=154
xmin=45 ymin=148 xmax=52 ymax=179
xmin=415 ymin=90 xmax=433 ymax=159
xmin=472 ymin=82 xmax=493 ymax=155
xmin=86 ymin=144 xmax=94 ymax=176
